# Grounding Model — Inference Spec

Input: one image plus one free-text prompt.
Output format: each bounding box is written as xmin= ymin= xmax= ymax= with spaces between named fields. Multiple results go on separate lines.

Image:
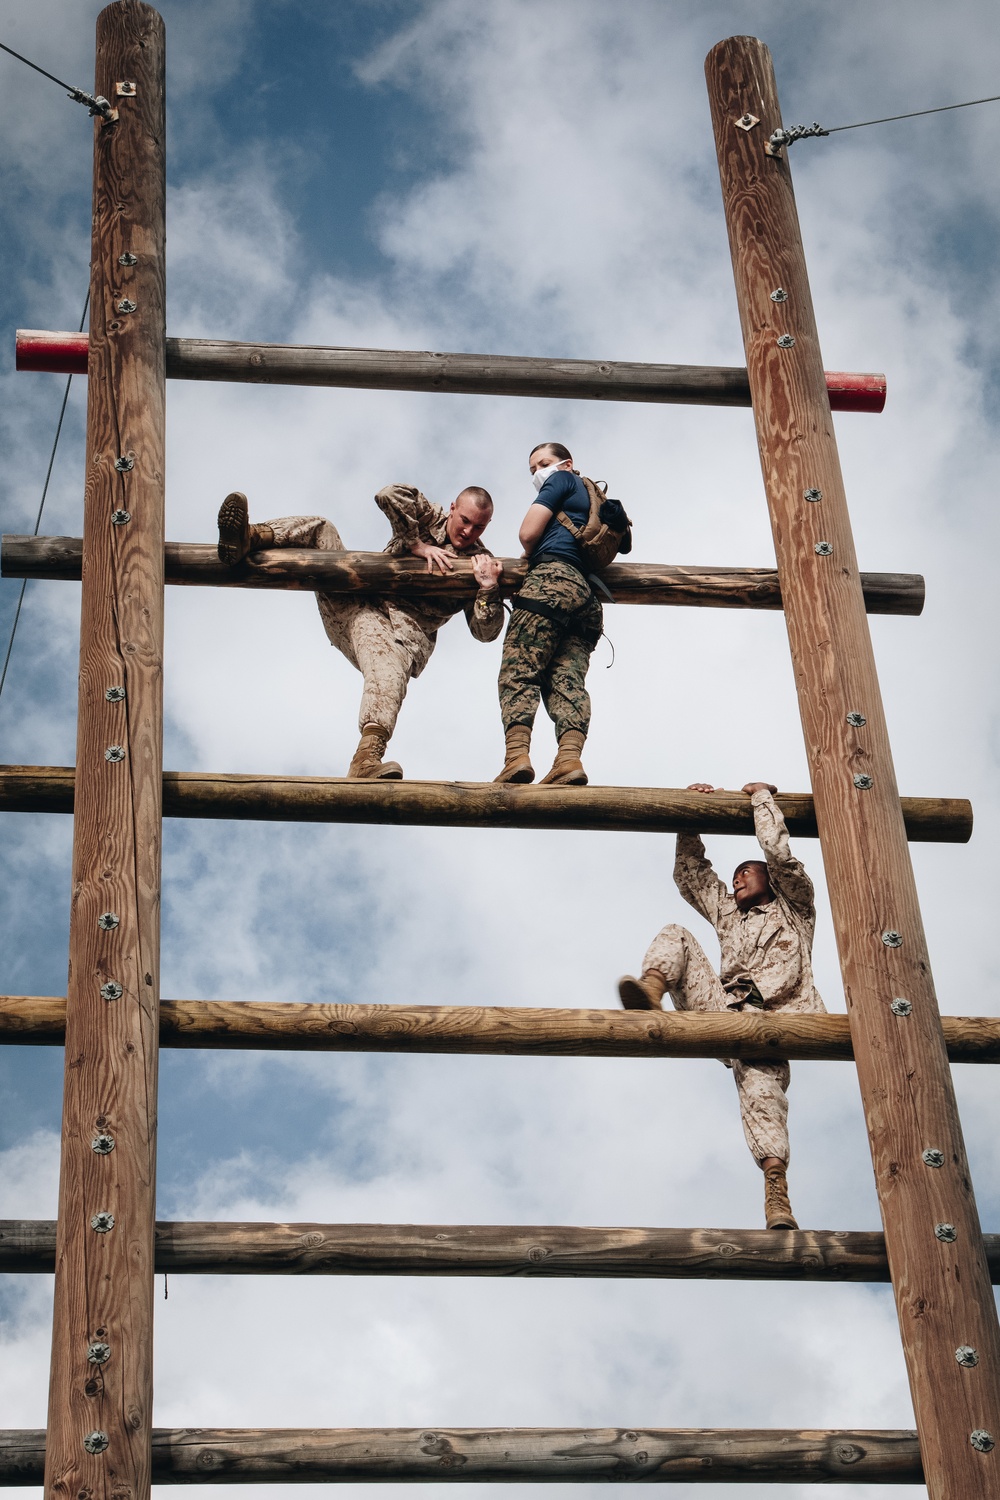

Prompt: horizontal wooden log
xmin=0 ymin=1425 xmax=922 ymax=1484
xmin=3 ymin=1217 xmax=1000 ymax=1284
xmin=15 ymin=328 xmax=888 ymax=413
xmin=2 ymin=996 xmax=998 ymax=1063
xmin=0 ymin=768 xmax=972 ymax=842
xmin=0 ymin=535 xmax=925 ymax=616
xmin=0 ymin=1219 xmax=877 ymax=1278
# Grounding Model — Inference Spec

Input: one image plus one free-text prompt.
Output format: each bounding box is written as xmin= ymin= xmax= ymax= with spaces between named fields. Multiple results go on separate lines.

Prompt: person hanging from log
xmin=494 ymin=441 xmax=630 ymax=786
xmin=216 ymin=487 xmax=503 ymax=779
xmin=617 ymin=781 xmax=826 ymax=1231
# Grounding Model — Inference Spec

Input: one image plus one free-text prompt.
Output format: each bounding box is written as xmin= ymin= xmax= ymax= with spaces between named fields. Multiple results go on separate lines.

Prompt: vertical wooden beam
xmin=44 ymin=7 xmax=165 ymax=1500
xmin=705 ymin=37 xmax=1000 ymax=1499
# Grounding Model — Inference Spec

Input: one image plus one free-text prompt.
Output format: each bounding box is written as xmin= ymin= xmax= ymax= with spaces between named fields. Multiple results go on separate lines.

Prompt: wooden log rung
xmin=0 ymin=769 xmax=972 ymax=842
xmin=0 ymin=1425 xmax=922 ymax=1484
xmin=15 ymin=327 xmax=888 ymax=413
xmin=0 ymin=535 xmax=925 ymax=616
xmin=2 ymin=1218 xmax=999 ymax=1283
xmin=2 ymin=996 xmax=998 ymax=1063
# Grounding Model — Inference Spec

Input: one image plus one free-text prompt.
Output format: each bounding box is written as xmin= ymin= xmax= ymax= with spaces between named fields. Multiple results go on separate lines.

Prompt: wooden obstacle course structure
xmin=1 ymin=11 xmax=998 ymax=1498
xmin=16 ymin=326 xmax=888 ymax=411
xmin=1 ymin=533 xmax=926 ymax=613
xmin=4 ymin=994 xmax=1000 ymax=1063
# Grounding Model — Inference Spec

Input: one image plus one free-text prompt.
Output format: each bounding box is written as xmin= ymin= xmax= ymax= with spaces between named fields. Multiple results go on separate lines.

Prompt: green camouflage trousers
xmin=499 ymin=559 xmax=603 ymax=739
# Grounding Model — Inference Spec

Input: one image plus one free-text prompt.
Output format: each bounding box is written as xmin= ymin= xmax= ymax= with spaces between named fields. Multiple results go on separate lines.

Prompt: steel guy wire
xmin=0 ymin=38 xmax=114 ymax=119
xmin=772 ymin=90 xmax=1000 ymax=150
xmin=0 ymin=290 xmax=90 ymax=708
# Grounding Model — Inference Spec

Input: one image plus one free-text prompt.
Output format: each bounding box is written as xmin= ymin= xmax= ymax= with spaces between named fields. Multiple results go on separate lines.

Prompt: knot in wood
xmin=834 ymin=1443 xmax=862 ymax=1465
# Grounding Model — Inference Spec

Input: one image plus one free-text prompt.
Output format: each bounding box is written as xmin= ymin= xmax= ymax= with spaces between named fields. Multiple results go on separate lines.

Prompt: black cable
xmin=774 ymin=91 xmax=1000 ymax=149
xmin=0 ymin=38 xmax=114 ymax=118
xmin=0 ymin=289 xmax=90 ymax=707
xmin=828 ymin=92 xmax=1000 ymax=134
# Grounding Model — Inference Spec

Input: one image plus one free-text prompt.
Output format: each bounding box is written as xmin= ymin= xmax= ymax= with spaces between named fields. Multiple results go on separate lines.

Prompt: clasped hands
xmin=688 ymin=781 xmax=779 ymax=796
xmin=409 ymin=538 xmax=502 ymax=590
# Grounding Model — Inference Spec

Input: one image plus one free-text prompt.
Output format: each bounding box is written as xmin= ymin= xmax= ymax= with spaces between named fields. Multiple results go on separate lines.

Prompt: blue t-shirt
xmin=531 ymin=470 xmax=590 ymax=571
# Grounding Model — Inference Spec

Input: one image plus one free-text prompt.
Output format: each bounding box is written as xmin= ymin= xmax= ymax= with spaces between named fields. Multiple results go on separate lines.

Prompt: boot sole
xmin=766 ymin=1218 xmax=799 ymax=1230
xmin=539 ymin=768 xmax=588 ymax=786
xmin=493 ymin=765 xmax=535 ymax=784
xmin=217 ymin=492 xmax=250 ymax=565
xmin=347 ymin=763 xmax=404 ymax=780
xmin=618 ymin=976 xmax=661 ymax=1011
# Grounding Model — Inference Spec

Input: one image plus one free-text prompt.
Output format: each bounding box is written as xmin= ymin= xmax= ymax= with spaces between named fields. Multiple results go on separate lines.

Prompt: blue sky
xmin=2 ymin=2 xmax=1000 ymax=1498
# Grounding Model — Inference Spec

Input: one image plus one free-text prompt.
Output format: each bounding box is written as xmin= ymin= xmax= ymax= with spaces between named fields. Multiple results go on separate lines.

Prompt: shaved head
xmin=456 ymin=485 xmax=494 ymax=513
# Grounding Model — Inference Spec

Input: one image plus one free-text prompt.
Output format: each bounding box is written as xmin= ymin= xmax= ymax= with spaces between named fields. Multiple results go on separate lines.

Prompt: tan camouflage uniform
xmin=263 ymin=486 xmax=504 ymax=733
xmin=641 ymin=789 xmax=825 ymax=1164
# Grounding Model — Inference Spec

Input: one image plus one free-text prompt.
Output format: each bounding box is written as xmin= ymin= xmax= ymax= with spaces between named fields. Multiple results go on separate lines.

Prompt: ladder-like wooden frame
xmin=1 ymin=10 xmax=998 ymax=1498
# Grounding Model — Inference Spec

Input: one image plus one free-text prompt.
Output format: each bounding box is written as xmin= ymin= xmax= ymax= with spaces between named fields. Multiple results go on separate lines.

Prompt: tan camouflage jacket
xmin=673 ymin=788 xmax=825 ymax=1013
xmin=375 ymin=484 xmax=505 ymax=647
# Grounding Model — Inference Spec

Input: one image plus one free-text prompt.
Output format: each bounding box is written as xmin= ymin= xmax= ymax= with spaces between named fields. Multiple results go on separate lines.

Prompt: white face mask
xmin=531 ymin=460 xmax=568 ymax=492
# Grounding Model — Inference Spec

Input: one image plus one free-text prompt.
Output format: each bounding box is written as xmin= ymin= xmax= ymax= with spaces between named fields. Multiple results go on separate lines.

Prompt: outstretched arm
xmin=744 ymin=782 xmax=815 ymax=915
xmin=673 ymin=784 xmax=729 ymax=923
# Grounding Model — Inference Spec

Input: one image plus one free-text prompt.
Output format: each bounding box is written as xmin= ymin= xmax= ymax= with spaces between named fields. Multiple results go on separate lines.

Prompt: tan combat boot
xmin=539 ymin=729 xmax=588 ymax=786
xmin=217 ymin=492 xmax=274 ymax=565
xmin=493 ymin=725 xmax=534 ymax=784
xmin=764 ymin=1162 xmax=798 ymax=1230
xmin=618 ymin=971 xmax=668 ymax=1011
xmin=347 ymin=723 xmax=403 ymax=780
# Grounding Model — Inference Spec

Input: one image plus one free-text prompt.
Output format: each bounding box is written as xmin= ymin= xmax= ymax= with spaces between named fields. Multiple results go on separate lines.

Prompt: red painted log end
xmin=16 ymin=330 xmax=89 ymax=375
xmin=825 ymin=370 xmax=887 ymax=414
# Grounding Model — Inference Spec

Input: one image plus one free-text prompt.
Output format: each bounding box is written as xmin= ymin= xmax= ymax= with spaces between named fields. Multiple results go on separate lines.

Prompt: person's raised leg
xmin=217 ymin=496 xmax=343 ymax=565
xmin=618 ymin=924 xmax=727 ymax=1012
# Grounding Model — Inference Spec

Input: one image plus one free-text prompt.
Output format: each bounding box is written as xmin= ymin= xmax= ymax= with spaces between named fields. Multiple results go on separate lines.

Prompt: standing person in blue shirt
xmin=494 ymin=441 xmax=604 ymax=786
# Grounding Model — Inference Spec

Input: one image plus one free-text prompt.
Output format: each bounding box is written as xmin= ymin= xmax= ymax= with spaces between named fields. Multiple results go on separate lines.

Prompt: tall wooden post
xmin=706 ymin=36 xmax=1000 ymax=1498
xmin=44 ymin=6 xmax=165 ymax=1500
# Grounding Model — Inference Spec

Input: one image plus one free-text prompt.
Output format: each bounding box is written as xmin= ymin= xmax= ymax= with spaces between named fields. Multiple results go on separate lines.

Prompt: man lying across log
xmin=217 ymin=487 xmax=504 ymax=778
xmin=617 ymin=780 xmax=826 ymax=1231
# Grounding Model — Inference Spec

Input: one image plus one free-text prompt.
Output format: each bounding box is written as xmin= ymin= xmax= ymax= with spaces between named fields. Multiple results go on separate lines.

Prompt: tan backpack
xmin=555 ymin=476 xmax=633 ymax=571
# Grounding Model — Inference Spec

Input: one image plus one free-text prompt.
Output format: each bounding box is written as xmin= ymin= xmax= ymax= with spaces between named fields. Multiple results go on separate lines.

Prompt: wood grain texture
xmin=44 ymin=9 xmax=165 ymax=1500
xmin=707 ymin=37 xmax=1000 ymax=1497
xmin=1 ymin=534 xmax=925 ymax=616
xmin=4 ymin=994 xmax=1000 ymax=1063
xmin=2 ymin=1426 xmax=923 ymax=1484
xmin=6 ymin=1217 xmax=1000 ymax=1285
xmin=0 ymin=766 xmax=973 ymax=841
xmin=15 ymin=327 xmax=888 ymax=412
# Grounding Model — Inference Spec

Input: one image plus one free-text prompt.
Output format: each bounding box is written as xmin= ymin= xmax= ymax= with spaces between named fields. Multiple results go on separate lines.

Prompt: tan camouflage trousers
xmin=266 ymin=516 xmax=428 ymax=734
xmin=642 ymin=923 xmax=791 ymax=1166
xmin=498 ymin=560 xmax=602 ymax=739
